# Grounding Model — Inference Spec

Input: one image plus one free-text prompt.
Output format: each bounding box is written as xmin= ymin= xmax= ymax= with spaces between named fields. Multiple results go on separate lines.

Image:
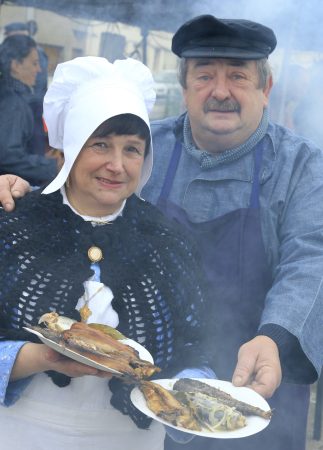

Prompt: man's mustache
xmin=204 ymin=99 xmax=240 ymax=113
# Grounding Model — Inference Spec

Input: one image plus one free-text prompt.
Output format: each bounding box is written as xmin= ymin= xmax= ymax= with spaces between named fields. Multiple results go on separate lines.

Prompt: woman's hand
xmin=45 ymin=349 xmax=114 ymax=379
xmin=10 ymin=343 xmax=114 ymax=381
xmin=0 ymin=174 xmax=30 ymax=211
xmin=43 ymin=347 xmax=101 ymax=378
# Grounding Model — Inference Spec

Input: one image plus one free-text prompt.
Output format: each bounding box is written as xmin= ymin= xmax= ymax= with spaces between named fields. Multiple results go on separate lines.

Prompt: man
xmin=0 ymin=15 xmax=322 ymax=450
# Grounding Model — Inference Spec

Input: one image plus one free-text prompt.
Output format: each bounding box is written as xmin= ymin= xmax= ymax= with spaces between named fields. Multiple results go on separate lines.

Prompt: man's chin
xmin=206 ymin=125 xmax=238 ymax=136
xmin=205 ymin=112 xmax=238 ymax=129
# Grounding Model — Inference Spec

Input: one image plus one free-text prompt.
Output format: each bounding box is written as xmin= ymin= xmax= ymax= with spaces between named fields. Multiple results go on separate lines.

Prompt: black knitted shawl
xmin=0 ymin=189 xmax=213 ymax=428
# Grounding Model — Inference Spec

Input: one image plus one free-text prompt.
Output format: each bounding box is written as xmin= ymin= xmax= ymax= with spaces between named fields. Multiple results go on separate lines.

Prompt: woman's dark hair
xmin=0 ymin=34 xmax=37 ymax=77
xmin=92 ymin=113 xmax=151 ymax=156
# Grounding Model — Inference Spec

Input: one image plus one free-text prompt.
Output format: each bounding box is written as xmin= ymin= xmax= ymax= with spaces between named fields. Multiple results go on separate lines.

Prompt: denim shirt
xmin=0 ymin=341 xmax=32 ymax=405
xmin=142 ymin=113 xmax=323 ymax=376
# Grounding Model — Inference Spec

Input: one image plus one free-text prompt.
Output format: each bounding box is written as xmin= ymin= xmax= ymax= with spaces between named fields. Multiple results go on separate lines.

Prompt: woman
xmin=0 ymin=56 xmax=214 ymax=450
xmin=0 ymin=34 xmax=60 ymax=184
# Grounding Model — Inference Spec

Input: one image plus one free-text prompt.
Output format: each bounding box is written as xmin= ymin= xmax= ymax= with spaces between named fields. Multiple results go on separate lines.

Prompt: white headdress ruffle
xmin=42 ymin=56 xmax=156 ymax=195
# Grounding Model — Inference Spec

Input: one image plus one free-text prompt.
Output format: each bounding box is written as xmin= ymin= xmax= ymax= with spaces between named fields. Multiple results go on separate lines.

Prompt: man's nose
xmin=210 ymin=76 xmax=230 ymax=100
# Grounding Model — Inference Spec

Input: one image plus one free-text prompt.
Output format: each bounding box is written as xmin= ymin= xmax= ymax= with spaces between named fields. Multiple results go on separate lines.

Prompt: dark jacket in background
xmin=27 ymin=46 xmax=49 ymax=155
xmin=0 ymin=79 xmax=56 ymax=185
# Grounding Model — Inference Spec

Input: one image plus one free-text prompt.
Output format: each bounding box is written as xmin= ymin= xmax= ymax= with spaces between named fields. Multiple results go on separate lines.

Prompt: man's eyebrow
xmin=227 ymin=59 xmax=249 ymax=67
xmin=190 ymin=59 xmax=214 ymax=68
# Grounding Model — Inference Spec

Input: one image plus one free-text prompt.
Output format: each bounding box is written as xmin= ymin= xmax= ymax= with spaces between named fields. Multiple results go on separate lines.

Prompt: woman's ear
xmin=10 ymin=59 xmax=20 ymax=76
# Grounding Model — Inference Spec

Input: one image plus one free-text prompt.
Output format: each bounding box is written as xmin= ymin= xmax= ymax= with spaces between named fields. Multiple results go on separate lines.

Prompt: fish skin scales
xmin=173 ymin=378 xmax=273 ymax=420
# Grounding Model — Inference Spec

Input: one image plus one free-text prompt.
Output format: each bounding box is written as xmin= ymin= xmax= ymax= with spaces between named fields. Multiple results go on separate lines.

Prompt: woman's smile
xmin=96 ymin=176 xmax=124 ymax=188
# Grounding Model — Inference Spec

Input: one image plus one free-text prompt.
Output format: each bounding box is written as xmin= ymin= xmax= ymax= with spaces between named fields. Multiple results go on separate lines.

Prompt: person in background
xmin=3 ymin=21 xmax=29 ymax=37
xmin=4 ymin=21 xmax=49 ymax=155
xmin=1 ymin=15 xmax=323 ymax=450
xmin=0 ymin=56 xmax=214 ymax=450
xmin=4 ymin=22 xmax=49 ymax=103
xmin=0 ymin=34 xmax=60 ymax=184
xmin=26 ymin=20 xmax=48 ymax=101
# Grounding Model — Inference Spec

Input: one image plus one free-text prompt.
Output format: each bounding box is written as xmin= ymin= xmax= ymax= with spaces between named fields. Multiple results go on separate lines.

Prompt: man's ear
xmin=263 ymin=75 xmax=273 ymax=107
xmin=264 ymin=75 xmax=273 ymax=96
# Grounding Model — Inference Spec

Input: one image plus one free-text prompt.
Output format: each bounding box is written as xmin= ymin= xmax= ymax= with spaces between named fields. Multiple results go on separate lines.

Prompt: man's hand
xmin=232 ymin=335 xmax=282 ymax=398
xmin=0 ymin=175 xmax=30 ymax=211
xmin=0 ymin=175 xmax=31 ymax=211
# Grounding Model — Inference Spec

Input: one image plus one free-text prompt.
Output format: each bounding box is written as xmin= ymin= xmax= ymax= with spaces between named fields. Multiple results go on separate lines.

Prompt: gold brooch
xmin=79 ymin=304 xmax=92 ymax=322
xmin=88 ymin=246 xmax=103 ymax=263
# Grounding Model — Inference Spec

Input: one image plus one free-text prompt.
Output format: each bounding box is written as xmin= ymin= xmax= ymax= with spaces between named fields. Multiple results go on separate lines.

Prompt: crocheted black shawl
xmin=0 ymin=189 xmax=213 ymax=428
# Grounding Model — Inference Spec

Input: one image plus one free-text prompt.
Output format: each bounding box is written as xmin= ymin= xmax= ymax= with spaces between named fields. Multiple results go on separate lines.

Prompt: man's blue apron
xmin=158 ymin=140 xmax=310 ymax=450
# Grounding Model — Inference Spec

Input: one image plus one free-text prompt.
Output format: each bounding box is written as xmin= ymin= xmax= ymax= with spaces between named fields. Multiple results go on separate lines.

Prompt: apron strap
xmin=158 ymin=140 xmax=182 ymax=204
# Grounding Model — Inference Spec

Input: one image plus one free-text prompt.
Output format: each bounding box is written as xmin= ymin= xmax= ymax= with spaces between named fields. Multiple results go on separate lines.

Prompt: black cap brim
xmin=180 ymin=47 xmax=271 ymax=60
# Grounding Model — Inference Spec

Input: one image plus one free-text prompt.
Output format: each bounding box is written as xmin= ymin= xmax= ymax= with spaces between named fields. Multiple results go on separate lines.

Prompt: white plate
xmin=130 ymin=378 xmax=271 ymax=439
xmin=24 ymin=327 xmax=153 ymax=374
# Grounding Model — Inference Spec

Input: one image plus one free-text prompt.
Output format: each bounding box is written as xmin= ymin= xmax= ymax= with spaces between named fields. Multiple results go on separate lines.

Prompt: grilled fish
xmin=174 ymin=391 xmax=246 ymax=431
xmin=34 ymin=313 xmax=160 ymax=380
xmin=173 ymin=378 xmax=272 ymax=420
xmin=139 ymin=381 xmax=202 ymax=431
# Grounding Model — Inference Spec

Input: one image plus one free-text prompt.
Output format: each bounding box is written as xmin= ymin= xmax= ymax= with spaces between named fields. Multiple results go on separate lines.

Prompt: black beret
xmin=172 ymin=15 xmax=277 ymax=59
xmin=4 ymin=22 xmax=28 ymax=35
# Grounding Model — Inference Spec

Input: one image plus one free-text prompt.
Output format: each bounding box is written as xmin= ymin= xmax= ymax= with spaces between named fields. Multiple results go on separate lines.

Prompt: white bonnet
xmin=42 ymin=56 xmax=156 ymax=195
